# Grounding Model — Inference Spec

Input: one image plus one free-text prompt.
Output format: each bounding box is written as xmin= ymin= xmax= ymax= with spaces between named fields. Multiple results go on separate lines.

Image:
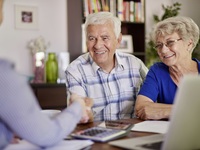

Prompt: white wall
xmin=0 ymin=0 xmax=67 ymax=76
xmin=145 ymin=0 xmax=200 ymax=41
xmin=145 ymin=0 xmax=171 ymax=39
xmin=179 ymin=0 xmax=200 ymax=26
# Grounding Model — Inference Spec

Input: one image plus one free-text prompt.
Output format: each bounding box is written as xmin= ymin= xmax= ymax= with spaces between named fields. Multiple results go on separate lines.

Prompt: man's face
xmin=86 ymin=23 xmax=121 ymax=69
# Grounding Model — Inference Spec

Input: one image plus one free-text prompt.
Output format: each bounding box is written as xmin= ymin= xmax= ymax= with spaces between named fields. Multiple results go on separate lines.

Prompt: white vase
xmin=57 ymin=52 xmax=70 ymax=83
xmin=32 ymin=52 xmax=45 ymax=83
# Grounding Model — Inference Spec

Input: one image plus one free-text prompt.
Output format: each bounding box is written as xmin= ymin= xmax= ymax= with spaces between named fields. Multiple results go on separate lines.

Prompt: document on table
xmin=131 ymin=120 xmax=170 ymax=134
xmin=4 ymin=139 xmax=94 ymax=150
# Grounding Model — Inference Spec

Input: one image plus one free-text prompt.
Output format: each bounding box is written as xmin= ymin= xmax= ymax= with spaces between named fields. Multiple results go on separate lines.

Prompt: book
xmin=109 ymin=0 xmax=117 ymax=16
xmin=82 ymin=24 xmax=87 ymax=53
xmin=83 ymin=0 xmax=89 ymax=17
xmin=129 ymin=1 xmax=135 ymax=22
xmin=117 ymin=0 xmax=124 ymax=21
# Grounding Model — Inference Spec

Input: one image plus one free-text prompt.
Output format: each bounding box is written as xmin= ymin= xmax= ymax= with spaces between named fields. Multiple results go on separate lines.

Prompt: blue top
xmin=138 ymin=59 xmax=200 ymax=104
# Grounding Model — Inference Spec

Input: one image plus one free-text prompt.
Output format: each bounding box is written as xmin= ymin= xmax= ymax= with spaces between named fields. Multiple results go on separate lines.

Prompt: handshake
xmin=68 ymin=92 xmax=94 ymax=124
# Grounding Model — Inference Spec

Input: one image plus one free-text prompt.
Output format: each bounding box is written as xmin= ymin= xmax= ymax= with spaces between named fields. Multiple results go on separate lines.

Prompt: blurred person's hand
xmin=10 ymin=134 xmax=20 ymax=144
xmin=69 ymin=93 xmax=93 ymax=124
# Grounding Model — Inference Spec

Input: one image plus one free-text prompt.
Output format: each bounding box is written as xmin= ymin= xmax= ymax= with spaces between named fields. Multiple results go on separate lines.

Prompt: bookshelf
xmin=67 ymin=0 xmax=146 ymax=63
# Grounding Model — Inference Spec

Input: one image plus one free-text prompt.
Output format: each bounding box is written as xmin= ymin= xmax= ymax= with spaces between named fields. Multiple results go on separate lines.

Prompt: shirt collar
xmin=115 ymin=51 xmax=124 ymax=71
xmin=89 ymin=51 xmax=125 ymax=74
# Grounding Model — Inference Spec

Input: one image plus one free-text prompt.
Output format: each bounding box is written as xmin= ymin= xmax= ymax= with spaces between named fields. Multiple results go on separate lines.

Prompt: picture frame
xmin=0 ymin=0 xmax=3 ymax=25
xmin=81 ymin=24 xmax=87 ymax=53
xmin=15 ymin=5 xmax=38 ymax=30
xmin=117 ymin=35 xmax=134 ymax=53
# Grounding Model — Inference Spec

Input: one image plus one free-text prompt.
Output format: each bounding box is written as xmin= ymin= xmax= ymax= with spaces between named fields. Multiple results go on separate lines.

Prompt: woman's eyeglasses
xmin=154 ymin=38 xmax=182 ymax=51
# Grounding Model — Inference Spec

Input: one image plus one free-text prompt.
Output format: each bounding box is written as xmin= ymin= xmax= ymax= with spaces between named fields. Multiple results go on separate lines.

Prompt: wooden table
xmin=74 ymin=118 xmax=157 ymax=150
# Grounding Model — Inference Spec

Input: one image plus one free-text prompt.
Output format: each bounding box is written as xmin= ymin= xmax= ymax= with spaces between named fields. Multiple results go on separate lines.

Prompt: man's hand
xmin=10 ymin=134 xmax=20 ymax=144
xmin=69 ymin=93 xmax=94 ymax=124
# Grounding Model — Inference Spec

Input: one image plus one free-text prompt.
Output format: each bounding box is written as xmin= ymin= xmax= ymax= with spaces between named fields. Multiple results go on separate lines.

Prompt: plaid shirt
xmin=65 ymin=51 xmax=148 ymax=121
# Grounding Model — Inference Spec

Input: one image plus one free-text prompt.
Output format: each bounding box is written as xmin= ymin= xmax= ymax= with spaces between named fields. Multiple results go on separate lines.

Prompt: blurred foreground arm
xmin=0 ymin=60 xmax=82 ymax=149
xmin=69 ymin=93 xmax=94 ymax=123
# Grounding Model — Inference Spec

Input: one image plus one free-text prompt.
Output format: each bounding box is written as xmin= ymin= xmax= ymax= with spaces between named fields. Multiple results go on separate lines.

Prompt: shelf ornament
xmin=27 ymin=36 xmax=50 ymax=83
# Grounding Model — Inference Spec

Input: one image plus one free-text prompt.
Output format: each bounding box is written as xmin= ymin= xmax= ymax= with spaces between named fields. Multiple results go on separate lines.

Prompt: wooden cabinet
xmin=67 ymin=0 xmax=146 ymax=63
xmin=30 ymin=83 xmax=67 ymax=110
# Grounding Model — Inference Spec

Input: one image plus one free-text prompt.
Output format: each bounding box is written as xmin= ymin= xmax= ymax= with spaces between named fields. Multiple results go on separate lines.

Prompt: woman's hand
xmin=10 ymin=135 xmax=20 ymax=144
xmin=135 ymin=95 xmax=172 ymax=120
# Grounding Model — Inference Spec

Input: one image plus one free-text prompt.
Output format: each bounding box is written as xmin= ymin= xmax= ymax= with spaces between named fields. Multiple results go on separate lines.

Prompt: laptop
xmin=109 ymin=75 xmax=200 ymax=150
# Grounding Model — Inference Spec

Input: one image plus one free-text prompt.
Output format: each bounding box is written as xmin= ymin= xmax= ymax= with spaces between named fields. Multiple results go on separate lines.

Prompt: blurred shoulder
xmin=0 ymin=59 xmax=14 ymax=70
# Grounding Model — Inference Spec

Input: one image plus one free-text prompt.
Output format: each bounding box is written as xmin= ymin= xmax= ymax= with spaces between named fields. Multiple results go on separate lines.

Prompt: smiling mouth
xmin=95 ymin=51 xmax=106 ymax=54
xmin=163 ymin=54 xmax=175 ymax=59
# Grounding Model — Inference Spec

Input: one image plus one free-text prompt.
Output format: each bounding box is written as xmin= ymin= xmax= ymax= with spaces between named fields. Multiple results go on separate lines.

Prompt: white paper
xmin=131 ymin=120 xmax=170 ymax=134
xmin=4 ymin=139 xmax=94 ymax=150
xmin=98 ymin=121 xmax=106 ymax=127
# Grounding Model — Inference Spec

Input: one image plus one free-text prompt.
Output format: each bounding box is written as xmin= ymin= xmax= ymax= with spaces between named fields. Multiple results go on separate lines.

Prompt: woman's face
xmin=155 ymin=32 xmax=192 ymax=66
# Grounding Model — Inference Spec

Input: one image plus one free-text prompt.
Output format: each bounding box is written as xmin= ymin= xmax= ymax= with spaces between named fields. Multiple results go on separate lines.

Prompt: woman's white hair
xmin=151 ymin=16 xmax=200 ymax=51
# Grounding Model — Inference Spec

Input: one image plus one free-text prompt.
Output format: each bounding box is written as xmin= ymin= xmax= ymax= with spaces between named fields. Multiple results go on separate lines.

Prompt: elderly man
xmin=65 ymin=12 xmax=148 ymax=121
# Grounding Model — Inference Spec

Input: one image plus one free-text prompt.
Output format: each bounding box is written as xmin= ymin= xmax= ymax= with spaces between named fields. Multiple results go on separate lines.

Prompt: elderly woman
xmin=135 ymin=16 xmax=200 ymax=120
